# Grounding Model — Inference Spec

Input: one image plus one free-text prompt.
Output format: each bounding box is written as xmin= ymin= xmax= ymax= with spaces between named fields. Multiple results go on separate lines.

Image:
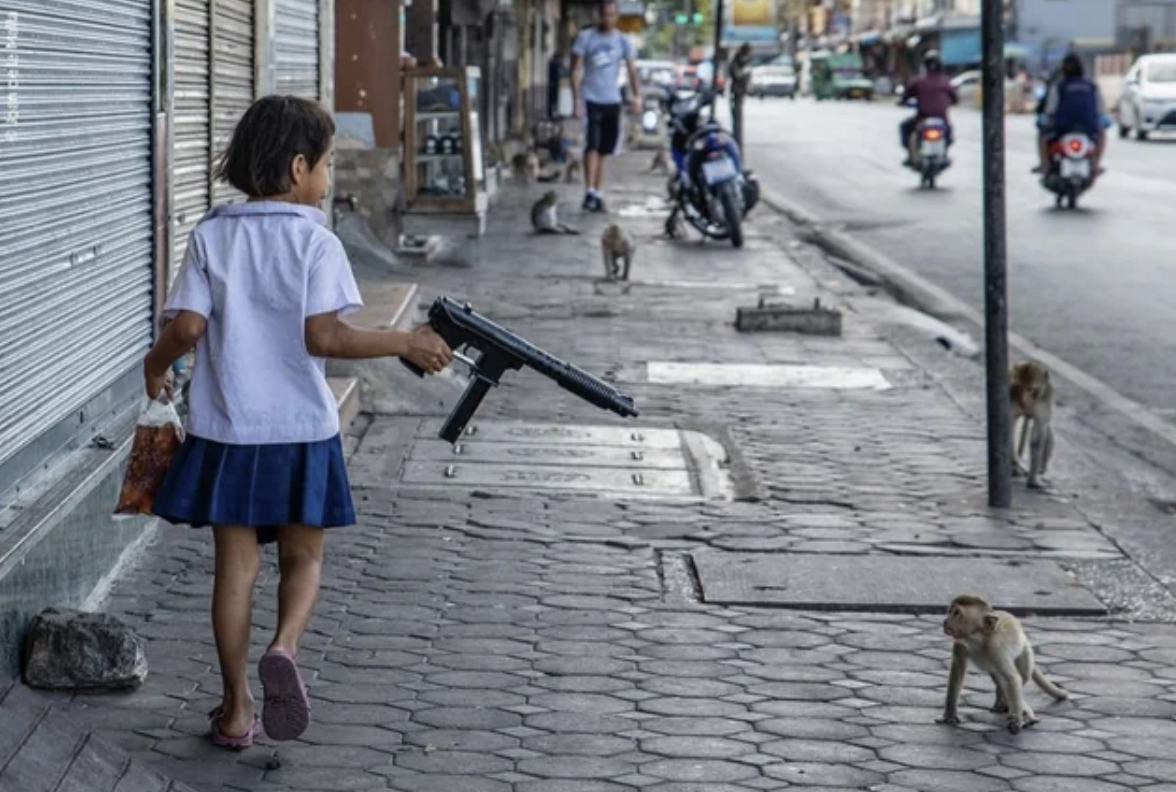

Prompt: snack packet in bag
xmin=114 ymin=397 xmax=186 ymax=517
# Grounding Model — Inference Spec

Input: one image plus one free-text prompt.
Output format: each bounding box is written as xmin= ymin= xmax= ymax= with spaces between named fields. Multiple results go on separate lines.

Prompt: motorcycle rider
xmin=899 ymin=50 xmax=958 ymax=167
xmin=1034 ymin=53 xmax=1107 ymax=178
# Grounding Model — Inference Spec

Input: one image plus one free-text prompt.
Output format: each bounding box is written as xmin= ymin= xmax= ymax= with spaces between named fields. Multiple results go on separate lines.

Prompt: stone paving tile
xmin=32 ymin=154 xmax=1176 ymax=792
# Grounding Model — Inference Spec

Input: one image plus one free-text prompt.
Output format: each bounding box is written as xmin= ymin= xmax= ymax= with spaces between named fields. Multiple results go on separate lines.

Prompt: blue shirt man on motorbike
xmin=1035 ymin=54 xmax=1107 ymax=177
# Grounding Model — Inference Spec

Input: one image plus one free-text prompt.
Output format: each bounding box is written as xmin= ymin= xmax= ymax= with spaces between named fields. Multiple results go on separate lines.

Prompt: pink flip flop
xmin=208 ymin=706 xmax=261 ymax=751
xmin=258 ymin=647 xmax=311 ymax=741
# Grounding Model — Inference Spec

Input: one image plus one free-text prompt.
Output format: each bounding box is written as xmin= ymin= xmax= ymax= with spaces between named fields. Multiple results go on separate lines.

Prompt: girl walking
xmin=143 ymin=96 xmax=452 ymax=749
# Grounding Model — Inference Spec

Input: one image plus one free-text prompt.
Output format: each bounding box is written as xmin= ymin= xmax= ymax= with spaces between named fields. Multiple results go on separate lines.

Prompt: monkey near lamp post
xmin=938 ymin=595 xmax=1069 ymax=734
xmin=1009 ymin=360 xmax=1054 ymax=490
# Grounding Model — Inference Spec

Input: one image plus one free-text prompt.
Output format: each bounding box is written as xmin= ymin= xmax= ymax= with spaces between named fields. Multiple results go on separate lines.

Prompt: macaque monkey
xmin=512 ymin=152 xmax=542 ymax=183
xmin=649 ymin=147 xmax=671 ymax=175
xmin=531 ymin=191 xmax=579 ymax=235
xmin=938 ymin=594 xmax=1069 ymax=734
xmin=601 ymin=224 xmax=636 ymax=280
xmin=1009 ymin=360 xmax=1054 ymax=490
xmin=564 ymin=157 xmax=582 ymax=184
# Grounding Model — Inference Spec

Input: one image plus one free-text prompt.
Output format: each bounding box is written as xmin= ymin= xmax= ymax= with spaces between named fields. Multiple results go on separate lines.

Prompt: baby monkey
xmin=938 ymin=594 xmax=1069 ymax=733
xmin=1009 ymin=360 xmax=1054 ymax=490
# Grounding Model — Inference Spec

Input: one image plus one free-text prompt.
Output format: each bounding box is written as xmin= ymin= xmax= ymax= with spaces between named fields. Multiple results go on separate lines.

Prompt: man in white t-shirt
xmin=572 ymin=0 xmax=641 ymax=212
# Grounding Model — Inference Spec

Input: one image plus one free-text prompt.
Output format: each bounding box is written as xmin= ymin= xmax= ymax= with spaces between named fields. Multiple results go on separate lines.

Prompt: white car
xmin=1118 ymin=53 xmax=1176 ymax=140
xmin=950 ymin=70 xmax=981 ymax=105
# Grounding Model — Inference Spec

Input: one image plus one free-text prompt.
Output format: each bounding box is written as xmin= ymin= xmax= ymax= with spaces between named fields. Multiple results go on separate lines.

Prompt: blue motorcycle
xmin=662 ymin=86 xmax=758 ymax=248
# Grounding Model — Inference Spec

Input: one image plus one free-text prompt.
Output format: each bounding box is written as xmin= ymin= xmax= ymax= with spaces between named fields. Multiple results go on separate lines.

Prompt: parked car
xmin=1118 ymin=53 xmax=1176 ymax=140
xmin=951 ymin=70 xmax=981 ymax=105
xmin=749 ymin=56 xmax=797 ymax=99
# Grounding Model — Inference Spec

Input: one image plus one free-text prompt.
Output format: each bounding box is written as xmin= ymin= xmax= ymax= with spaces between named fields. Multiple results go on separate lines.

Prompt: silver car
xmin=749 ymin=57 xmax=797 ymax=99
xmin=1118 ymin=54 xmax=1176 ymax=141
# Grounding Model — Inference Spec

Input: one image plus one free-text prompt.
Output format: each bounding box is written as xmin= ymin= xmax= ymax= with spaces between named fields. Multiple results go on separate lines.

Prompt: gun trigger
xmin=453 ymin=351 xmax=477 ymax=368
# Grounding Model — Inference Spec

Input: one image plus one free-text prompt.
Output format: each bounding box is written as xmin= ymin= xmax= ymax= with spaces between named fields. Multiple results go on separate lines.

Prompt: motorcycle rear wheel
xmin=719 ymin=182 xmax=744 ymax=249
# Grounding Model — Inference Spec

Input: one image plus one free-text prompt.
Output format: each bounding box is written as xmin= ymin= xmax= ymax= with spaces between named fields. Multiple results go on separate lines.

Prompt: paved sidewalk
xmin=34 ymin=156 xmax=1176 ymax=791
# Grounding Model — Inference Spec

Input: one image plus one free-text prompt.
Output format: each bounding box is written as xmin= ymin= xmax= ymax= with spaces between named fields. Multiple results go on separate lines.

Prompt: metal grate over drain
xmin=396 ymin=419 xmax=734 ymax=500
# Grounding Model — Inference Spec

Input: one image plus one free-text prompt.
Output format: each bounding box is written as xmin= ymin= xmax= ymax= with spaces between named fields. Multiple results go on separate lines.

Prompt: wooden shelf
xmin=403 ymin=65 xmax=486 ymax=218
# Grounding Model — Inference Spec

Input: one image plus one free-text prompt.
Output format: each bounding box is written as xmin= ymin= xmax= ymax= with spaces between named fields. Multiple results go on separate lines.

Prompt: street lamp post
xmin=981 ymin=0 xmax=1012 ymax=509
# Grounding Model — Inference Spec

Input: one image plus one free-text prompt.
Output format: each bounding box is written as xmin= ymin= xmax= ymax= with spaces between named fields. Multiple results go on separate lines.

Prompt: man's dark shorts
xmin=585 ymin=102 xmax=622 ymax=155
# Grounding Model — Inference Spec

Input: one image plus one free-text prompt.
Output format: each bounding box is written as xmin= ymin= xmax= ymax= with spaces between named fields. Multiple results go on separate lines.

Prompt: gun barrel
xmin=552 ymin=361 xmax=638 ymax=417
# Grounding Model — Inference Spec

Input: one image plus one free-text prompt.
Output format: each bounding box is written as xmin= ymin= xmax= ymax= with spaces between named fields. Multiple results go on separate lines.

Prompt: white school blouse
xmin=164 ymin=202 xmax=364 ymax=445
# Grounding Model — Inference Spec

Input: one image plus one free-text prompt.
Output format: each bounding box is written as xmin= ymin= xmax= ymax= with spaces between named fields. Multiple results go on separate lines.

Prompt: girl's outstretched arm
xmin=305 ymin=312 xmax=452 ymax=374
xmin=144 ymin=310 xmax=207 ymax=399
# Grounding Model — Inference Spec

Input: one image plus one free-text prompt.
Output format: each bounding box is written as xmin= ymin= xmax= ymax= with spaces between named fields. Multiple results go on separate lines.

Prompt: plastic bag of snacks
xmin=114 ymin=397 xmax=186 ymax=516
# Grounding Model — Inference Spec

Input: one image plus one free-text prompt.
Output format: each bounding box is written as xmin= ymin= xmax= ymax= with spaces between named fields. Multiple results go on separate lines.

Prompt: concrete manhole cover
xmin=645 ymin=362 xmax=891 ymax=390
xmin=690 ymin=551 xmax=1106 ymax=616
xmin=355 ymin=419 xmax=735 ymax=500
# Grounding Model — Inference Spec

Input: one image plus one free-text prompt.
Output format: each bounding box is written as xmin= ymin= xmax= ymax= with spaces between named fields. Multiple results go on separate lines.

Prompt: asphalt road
xmin=741 ymin=96 xmax=1176 ymax=420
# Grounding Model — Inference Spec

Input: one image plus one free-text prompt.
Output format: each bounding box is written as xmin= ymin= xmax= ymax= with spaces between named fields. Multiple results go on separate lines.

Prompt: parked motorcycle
xmin=1042 ymin=132 xmax=1095 ymax=209
xmin=907 ymin=118 xmax=951 ymax=189
xmin=662 ymin=86 xmax=758 ymax=248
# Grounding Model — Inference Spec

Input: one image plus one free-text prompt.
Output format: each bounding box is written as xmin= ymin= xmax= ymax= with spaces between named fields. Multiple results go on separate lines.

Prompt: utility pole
xmin=712 ymin=0 xmax=726 ymax=122
xmin=981 ymin=0 xmax=1012 ymax=508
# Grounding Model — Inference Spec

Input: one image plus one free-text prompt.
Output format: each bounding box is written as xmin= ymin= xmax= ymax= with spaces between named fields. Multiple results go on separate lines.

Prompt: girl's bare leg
xmin=271 ymin=524 xmax=325 ymax=655
xmin=211 ymin=525 xmax=261 ymax=736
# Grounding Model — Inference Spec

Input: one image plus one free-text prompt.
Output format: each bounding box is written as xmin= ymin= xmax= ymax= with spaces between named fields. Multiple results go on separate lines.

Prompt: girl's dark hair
xmin=215 ymin=95 xmax=336 ymax=198
xmin=1062 ymin=54 xmax=1084 ymax=78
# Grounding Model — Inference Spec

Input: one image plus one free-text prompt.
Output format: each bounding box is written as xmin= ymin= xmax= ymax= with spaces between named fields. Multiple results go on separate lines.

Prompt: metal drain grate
xmin=389 ymin=419 xmax=733 ymax=500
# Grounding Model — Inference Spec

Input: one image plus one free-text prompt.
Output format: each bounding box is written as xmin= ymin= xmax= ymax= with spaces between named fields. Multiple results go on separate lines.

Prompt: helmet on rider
xmin=923 ymin=50 xmax=944 ymax=73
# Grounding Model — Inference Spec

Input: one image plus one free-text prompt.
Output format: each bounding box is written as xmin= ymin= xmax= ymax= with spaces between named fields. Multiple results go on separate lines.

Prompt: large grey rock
xmin=22 ymin=608 xmax=147 ymax=691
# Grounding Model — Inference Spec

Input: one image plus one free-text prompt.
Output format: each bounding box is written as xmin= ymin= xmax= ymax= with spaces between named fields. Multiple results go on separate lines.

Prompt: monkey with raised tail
xmin=531 ymin=191 xmax=580 ymax=235
xmin=937 ymin=594 xmax=1069 ymax=734
xmin=600 ymin=224 xmax=636 ymax=280
xmin=1009 ymin=360 xmax=1054 ymax=490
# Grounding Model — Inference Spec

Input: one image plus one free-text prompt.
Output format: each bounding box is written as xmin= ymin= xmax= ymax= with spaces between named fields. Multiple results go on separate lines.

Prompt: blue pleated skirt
xmin=153 ymin=434 xmax=356 ymax=545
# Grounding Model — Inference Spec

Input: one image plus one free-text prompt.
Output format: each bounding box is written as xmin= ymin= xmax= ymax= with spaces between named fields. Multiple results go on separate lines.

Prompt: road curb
xmin=759 ymin=185 xmax=1176 ymax=453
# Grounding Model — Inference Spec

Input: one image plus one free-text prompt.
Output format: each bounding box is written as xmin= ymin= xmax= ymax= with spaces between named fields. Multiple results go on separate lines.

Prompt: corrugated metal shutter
xmin=210 ymin=0 xmax=254 ymax=203
xmin=0 ymin=0 xmax=154 ymax=467
xmin=172 ymin=0 xmax=211 ymax=278
xmin=274 ymin=0 xmax=320 ymax=100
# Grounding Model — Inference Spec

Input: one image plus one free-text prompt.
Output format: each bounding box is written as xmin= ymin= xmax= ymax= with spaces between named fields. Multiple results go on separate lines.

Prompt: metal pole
xmin=712 ymin=0 xmax=725 ymax=124
xmin=981 ymin=0 xmax=1012 ymax=508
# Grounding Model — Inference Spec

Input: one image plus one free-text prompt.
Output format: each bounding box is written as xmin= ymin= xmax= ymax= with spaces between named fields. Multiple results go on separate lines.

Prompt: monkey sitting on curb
xmin=600 ymin=224 xmax=636 ymax=280
xmin=937 ymin=594 xmax=1069 ymax=734
xmin=531 ymin=191 xmax=580 ymax=235
xmin=1009 ymin=360 xmax=1054 ymax=490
